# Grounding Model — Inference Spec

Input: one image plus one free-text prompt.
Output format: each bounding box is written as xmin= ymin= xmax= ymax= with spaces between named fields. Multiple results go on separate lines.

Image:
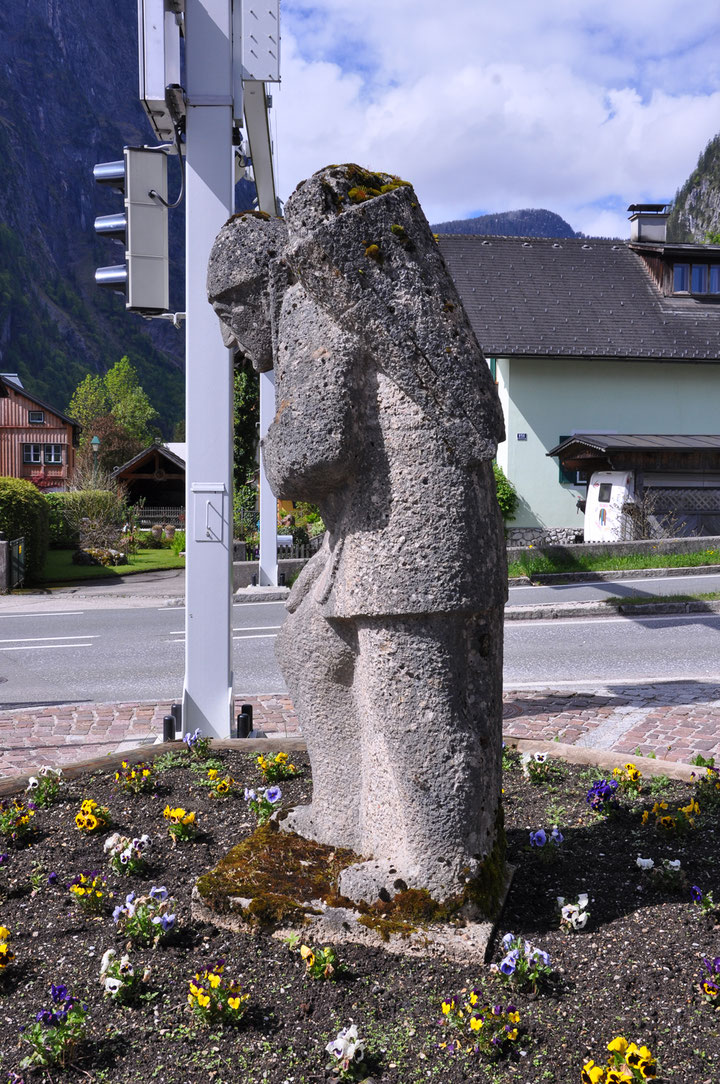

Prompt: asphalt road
xmin=507 ymin=570 xmax=720 ymax=605
xmin=2 ymin=594 xmax=720 ymax=707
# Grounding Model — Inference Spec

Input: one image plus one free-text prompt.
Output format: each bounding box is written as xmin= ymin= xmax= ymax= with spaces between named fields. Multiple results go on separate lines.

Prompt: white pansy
xmin=636 ymin=856 xmax=654 ymax=870
xmin=561 ymin=904 xmax=578 ymax=922
xmin=572 ymin=911 xmax=588 ymax=929
xmin=577 ymin=893 xmax=589 ymax=909
xmin=99 ymin=948 xmax=116 ymax=976
xmin=556 ymin=896 xmax=565 ymax=907
xmin=667 ymin=859 xmax=681 ymax=871
xmin=533 ymin=752 xmax=547 ymax=763
xmin=103 ymin=976 xmax=123 ymax=995
xmin=326 ymin=1024 xmax=365 ymax=1069
xmin=118 ymin=954 xmax=134 ymax=976
xmin=26 ymin=777 xmax=39 ymax=790
xmin=104 ymin=833 xmax=122 ymax=854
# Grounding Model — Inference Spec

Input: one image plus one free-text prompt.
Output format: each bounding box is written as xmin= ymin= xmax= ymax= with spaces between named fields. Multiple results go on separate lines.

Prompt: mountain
xmin=0 ymin=0 xmax=254 ymax=436
xmin=667 ymin=134 xmax=720 ymax=243
xmin=431 ymin=208 xmax=577 ymax=238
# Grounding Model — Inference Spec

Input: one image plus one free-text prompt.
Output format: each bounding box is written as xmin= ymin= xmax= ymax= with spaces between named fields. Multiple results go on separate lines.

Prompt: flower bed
xmin=0 ymin=746 xmax=718 ymax=1081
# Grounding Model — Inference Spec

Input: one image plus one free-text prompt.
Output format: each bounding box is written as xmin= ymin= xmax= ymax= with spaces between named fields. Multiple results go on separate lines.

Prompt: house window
xmin=673 ymin=262 xmax=720 ymax=294
xmin=598 ymin=483 xmax=612 ymax=503
xmin=44 ymin=444 xmax=63 ymax=464
xmin=28 ymin=410 xmax=45 ymax=424
xmin=692 ymin=265 xmax=708 ymax=293
xmin=23 ymin=444 xmax=42 ymax=464
xmin=557 ymin=435 xmax=577 ymax=484
xmin=673 ymin=264 xmax=689 ymax=291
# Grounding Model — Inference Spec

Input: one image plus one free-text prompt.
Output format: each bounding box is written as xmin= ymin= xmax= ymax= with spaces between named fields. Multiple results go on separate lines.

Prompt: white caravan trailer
xmin=583 ymin=471 xmax=635 ymax=542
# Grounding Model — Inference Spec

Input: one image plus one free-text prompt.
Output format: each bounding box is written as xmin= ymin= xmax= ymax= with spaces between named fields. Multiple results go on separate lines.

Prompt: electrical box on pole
xmin=93 ymin=147 xmax=170 ymax=314
xmin=138 ymin=0 xmax=184 ymax=142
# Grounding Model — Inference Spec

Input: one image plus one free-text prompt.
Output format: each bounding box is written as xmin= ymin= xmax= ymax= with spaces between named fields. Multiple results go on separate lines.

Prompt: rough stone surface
xmin=191 ymin=880 xmax=515 ymax=965
xmin=208 ymin=165 xmax=507 ymax=904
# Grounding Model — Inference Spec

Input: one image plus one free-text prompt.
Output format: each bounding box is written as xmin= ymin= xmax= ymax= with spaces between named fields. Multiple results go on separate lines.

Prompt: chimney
xmin=627 ymin=204 xmax=669 ymax=243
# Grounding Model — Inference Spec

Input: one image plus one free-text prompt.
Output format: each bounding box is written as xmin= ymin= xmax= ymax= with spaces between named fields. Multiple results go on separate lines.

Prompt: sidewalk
xmin=2 ymin=681 xmax=720 ymax=780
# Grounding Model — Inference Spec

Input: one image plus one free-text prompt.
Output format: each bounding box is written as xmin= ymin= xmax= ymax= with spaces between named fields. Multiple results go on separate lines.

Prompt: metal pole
xmin=182 ymin=0 xmax=234 ymax=739
xmin=258 ymin=369 xmax=277 ymax=586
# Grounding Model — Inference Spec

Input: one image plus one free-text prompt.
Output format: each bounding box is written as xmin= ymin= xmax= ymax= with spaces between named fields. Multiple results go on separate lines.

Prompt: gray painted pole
xmin=182 ymin=0 xmax=234 ymax=739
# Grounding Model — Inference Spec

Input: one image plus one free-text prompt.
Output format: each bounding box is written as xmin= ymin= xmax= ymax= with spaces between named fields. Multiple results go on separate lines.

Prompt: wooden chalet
xmin=0 ymin=373 xmax=79 ymax=489
xmin=111 ymin=441 xmax=186 ymax=509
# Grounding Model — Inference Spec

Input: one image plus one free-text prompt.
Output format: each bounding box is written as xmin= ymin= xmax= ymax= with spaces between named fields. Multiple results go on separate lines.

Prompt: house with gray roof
xmin=438 ymin=207 xmax=720 ymax=538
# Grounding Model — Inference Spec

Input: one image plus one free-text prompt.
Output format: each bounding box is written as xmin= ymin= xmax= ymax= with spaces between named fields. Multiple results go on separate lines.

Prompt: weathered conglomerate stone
xmin=208 ymin=165 xmax=507 ymax=906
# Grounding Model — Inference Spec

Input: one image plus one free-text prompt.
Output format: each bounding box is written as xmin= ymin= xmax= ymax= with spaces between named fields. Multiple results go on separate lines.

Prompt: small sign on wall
xmin=516 ymin=433 xmax=527 ymax=441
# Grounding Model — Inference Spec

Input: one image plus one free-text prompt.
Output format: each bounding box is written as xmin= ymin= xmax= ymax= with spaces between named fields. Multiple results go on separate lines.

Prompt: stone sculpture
xmin=208 ymin=165 xmax=507 ymax=906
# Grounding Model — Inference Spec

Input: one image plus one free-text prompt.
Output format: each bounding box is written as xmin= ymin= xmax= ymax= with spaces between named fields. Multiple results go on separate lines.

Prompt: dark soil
xmin=0 ymin=746 xmax=719 ymax=1083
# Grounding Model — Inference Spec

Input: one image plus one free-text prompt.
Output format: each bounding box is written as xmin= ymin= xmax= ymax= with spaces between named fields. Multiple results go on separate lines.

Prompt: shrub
xmin=43 ymin=492 xmax=79 ymax=549
xmin=171 ymin=529 xmax=185 ymax=555
xmin=63 ymin=489 xmax=126 ymax=550
xmin=0 ymin=476 xmax=50 ymax=583
xmin=493 ymin=463 xmax=519 ymax=523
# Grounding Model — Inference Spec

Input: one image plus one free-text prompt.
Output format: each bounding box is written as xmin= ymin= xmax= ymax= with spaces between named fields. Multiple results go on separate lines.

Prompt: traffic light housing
xmin=93 ymin=147 xmax=169 ymax=314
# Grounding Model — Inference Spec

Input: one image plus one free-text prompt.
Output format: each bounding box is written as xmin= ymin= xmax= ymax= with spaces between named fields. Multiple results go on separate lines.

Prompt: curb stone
xmin=0 ymin=734 xmax=699 ymax=798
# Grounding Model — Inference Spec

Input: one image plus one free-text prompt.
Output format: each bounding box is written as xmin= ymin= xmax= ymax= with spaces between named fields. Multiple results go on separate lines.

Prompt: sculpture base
xmin=192 ymin=822 xmax=514 ymax=964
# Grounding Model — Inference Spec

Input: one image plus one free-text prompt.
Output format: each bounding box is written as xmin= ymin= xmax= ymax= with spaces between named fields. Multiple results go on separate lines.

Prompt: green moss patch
xmin=196 ymin=812 xmax=508 ymax=938
xmin=195 ymin=824 xmax=359 ymax=926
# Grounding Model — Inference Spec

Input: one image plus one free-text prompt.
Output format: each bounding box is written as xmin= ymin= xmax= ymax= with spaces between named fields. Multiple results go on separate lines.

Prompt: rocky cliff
xmin=667 ymin=134 xmax=720 ymax=243
xmin=0 ymin=0 xmax=252 ymax=432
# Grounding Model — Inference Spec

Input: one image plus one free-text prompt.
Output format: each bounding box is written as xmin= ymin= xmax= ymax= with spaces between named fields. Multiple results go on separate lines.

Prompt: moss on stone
xmin=364 ymin=243 xmax=381 ymax=261
xmin=195 ymin=823 xmax=359 ymax=927
xmin=195 ymin=805 xmax=508 ymax=933
xmin=226 ymin=209 xmax=271 ymax=224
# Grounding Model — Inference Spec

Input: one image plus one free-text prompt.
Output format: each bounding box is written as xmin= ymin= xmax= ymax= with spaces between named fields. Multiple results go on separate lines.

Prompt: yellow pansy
xmin=207 ymin=769 xmax=219 ymax=780
xmin=197 ymin=993 xmax=210 ymax=1008
xmin=607 ymin=1036 xmax=628 ymax=1054
xmin=581 ymin=1062 xmax=604 ymax=1084
xmin=207 ymin=972 xmax=221 ymax=988
xmin=469 ymin=1017 xmax=482 ymax=1031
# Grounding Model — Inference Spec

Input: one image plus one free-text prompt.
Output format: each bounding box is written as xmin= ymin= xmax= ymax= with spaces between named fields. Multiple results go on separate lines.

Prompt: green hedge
xmin=44 ymin=492 xmax=79 ymax=549
xmin=493 ymin=462 xmax=519 ymax=523
xmin=0 ymin=477 xmax=50 ymax=583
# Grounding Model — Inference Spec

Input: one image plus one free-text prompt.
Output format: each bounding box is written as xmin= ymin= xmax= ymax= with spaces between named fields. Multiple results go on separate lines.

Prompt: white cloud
xmin=273 ymin=1 xmax=720 ymax=234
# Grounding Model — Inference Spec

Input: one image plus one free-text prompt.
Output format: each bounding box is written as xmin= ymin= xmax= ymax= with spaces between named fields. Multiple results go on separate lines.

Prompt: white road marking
xmin=0 ymin=611 xmax=85 ymax=617
xmin=504 ymin=674 xmax=719 ymax=689
xmin=167 ymin=633 xmax=278 ymax=643
xmin=0 ymin=634 xmax=99 ymax=644
xmin=508 ymin=575 xmax=720 ymax=593
xmin=0 ymin=643 xmax=94 ymax=652
xmin=169 ymin=626 xmax=282 ymax=635
xmin=505 ymin=612 xmax=720 ymax=629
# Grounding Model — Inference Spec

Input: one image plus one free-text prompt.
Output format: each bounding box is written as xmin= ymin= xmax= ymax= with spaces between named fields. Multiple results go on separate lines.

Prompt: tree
xmin=233 ymin=365 xmax=259 ymax=490
xmin=68 ymin=374 xmax=109 ymax=443
xmin=74 ymin=413 xmax=144 ymax=475
xmin=104 ymin=357 xmax=159 ymax=444
xmin=67 ymin=357 xmax=159 ymax=451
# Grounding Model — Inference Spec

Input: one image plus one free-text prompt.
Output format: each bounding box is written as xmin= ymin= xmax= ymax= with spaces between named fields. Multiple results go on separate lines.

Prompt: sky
xmin=271 ymin=0 xmax=720 ymax=237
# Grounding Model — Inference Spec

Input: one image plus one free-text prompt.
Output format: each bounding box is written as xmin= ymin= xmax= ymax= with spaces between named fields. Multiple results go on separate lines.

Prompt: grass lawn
xmin=508 ymin=546 xmax=720 ymax=578
xmin=38 ymin=548 xmax=185 ymax=586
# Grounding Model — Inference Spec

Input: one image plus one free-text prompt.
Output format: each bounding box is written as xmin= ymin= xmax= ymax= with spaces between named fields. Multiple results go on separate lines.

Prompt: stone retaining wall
xmin=507 ymin=533 xmax=720 ymax=564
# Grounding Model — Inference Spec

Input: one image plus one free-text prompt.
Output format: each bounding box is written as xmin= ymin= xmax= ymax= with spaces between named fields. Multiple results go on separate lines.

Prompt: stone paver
xmin=1 ymin=682 xmax=719 ymax=779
